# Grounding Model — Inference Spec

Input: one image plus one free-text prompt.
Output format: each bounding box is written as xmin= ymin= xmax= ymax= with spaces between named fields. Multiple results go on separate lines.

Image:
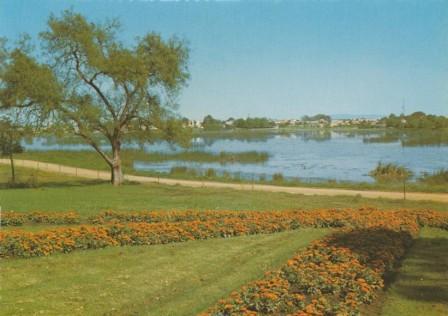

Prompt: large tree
xmin=1 ymin=10 xmax=190 ymax=185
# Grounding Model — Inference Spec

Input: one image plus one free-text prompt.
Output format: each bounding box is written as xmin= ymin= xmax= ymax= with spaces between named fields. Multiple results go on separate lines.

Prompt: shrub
xmin=272 ymin=173 xmax=284 ymax=182
xmin=205 ymin=168 xmax=216 ymax=178
xmin=169 ymin=166 xmax=188 ymax=175
xmin=369 ymin=162 xmax=413 ymax=182
xmin=418 ymin=169 xmax=448 ymax=185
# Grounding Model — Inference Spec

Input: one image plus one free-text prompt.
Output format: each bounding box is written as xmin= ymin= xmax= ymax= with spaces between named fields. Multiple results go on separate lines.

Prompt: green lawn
xmin=2 ymin=182 xmax=447 ymax=215
xmin=0 ymin=164 xmax=85 ymax=188
xmin=1 ymin=166 xmax=447 ymax=216
xmin=0 ymin=229 xmax=327 ymax=316
xmin=381 ymin=228 xmax=448 ymax=316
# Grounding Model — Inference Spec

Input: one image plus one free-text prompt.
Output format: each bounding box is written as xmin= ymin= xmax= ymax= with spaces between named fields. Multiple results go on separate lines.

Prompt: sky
xmin=1 ymin=0 xmax=447 ymax=120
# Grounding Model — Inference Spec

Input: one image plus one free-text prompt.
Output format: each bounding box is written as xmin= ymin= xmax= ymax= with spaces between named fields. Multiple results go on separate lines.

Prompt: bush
xmin=169 ymin=166 xmax=188 ymax=175
xmin=222 ymin=171 xmax=232 ymax=180
xmin=369 ymin=162 xmax=413 ymax=182
xmin=418 ymin=169 xmax=448 ymax=185
xmin=205 ymin=168 xmax=216 ymax=178
xmin=272 ymin=173 xmax=284 ymax=182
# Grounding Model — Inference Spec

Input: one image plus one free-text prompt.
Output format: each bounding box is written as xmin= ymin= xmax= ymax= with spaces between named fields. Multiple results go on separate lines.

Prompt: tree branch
xmin=72 ymin=51 xmax=118 ymax=121
xmin=75 ymin=131 xmax=113 ymax=167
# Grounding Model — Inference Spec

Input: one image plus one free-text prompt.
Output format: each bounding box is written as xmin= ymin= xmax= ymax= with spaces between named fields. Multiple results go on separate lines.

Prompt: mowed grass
xmin=0 ymin=164 xmax=86 ymax=188
xmin=0 ymin=228 xmax=327 ymax=316
xmin=381 ymin=228 xmax=448 ymax=316
xmin=1 ymin=166 xmax=448 ymax=216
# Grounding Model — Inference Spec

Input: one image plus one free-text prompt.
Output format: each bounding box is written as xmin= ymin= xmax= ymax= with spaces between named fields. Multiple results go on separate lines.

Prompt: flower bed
xmin=202 ymin=228 xmax=414 ymax=316
xmin=89 ymin=208 xmax=447 ymax=233
xmin=1 ymin=209 xmax=447 ymax=259
xmin=0 ymin=217 xmax=300 ymax=258
xmin=88 ymin=210 xmax=253 ymax=224
xmin=0 ymin=211 xmax=80 ymax=226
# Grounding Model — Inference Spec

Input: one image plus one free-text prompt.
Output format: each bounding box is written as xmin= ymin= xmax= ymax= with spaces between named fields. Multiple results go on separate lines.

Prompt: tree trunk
xmin=111 ymin=141 xmax=123 ymax=186
xmin=9 ymin=151 xmax=15 ymax=184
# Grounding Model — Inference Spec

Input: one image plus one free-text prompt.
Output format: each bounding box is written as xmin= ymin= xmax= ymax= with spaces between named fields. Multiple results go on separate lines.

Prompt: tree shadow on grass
xmin=326 ymin=228 xmax=448 ymax=311
xmin=0 ymin=178 xmax=144 ymax=190
xmin=0 ymin=179 xmax=109 ymax=189
xmin=389 ymin=236 xmax=448 ymax=304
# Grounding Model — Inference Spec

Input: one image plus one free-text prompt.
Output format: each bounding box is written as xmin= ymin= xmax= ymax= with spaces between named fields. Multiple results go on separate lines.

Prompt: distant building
xmin=224 ymin=118 xmax=235 ymax=127
xmin=330 ymin=118 xmax=380 ymax=127
xmin=274 ymin=119 xmax=301 ymax=126
xmin=187 ymin=120 xmax=203 ymax=128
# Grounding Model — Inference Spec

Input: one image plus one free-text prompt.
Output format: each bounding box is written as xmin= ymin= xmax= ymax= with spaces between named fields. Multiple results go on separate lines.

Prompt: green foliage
xmin=419 ymin=169 xmax=448 ymax=185
xmin=0 ymin=49 xmax=61 ymax=116
xmin=1 ymin=9 xmax=191 ymax=185
xmin=233 ymin=117 xmax=275 ymax=129
xmin=0 ymin=120 xmax=24 ymax=156
xmin=369 ymin=162 xmax=413 ymax=182
xmin=205 ymin=168 xmax=216 ymax=178
xmin=272 ymin=173 xmax=284 ymax=182
xmin=301 ymin=114 xmax=332 ymax=123
xmin=381 ymin=112 xmax=448 ymax=129
xmin=202 ymin=115 xmax=223 ymax=131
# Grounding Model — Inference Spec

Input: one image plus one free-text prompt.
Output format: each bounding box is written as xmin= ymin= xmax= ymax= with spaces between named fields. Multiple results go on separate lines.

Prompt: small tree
xmin=1 ymin=10 xmax=191 ymax=185
xmin=0 ymin=118 xmax=24 ymax=184
xmin=0 ymin=37 xmax=55 ymax=184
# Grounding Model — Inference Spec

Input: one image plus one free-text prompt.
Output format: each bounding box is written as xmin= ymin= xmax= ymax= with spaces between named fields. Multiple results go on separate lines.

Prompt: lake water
xmin=24 ymin=129 xmax=448 ymax=183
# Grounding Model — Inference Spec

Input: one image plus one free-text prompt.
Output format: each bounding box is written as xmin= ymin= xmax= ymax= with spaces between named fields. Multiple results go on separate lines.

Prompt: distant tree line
xmin=233 ymin=117 xmax=275 ymax=129
xmin=381 ymin=112 xmax=448 ymax=129
xmin=301 ymin=114 xmax=332 ymax=123
xmin=201 ymin=115 xmax=275 ymax=130
xmin=196 ymin=111 xmax=448 ymax=131
xmin=202 ymin=115 xmax=225 ymax=131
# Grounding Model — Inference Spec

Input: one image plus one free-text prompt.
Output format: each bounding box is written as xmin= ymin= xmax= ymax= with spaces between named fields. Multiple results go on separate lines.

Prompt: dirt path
xmin=1 ymin=158 xmax=448 ymax=203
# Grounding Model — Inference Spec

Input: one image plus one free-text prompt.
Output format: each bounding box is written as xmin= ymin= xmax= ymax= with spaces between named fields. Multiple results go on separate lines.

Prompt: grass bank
xmin=1 ymin=166 xmax=447 ymax=215
xmin=381 ymin=228 xmax=448 ymax=316
xmin=0 ymin=229 xmax=327 ymax=316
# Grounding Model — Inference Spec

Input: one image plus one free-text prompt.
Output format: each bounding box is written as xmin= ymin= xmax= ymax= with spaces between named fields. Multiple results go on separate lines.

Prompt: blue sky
xmin=1 ymin=0 xmax=447 ymax=119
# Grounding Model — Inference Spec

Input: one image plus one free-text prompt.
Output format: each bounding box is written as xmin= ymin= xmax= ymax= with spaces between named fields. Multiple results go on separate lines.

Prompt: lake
xmin=24 ymin=129 xmax=448 ymax=183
